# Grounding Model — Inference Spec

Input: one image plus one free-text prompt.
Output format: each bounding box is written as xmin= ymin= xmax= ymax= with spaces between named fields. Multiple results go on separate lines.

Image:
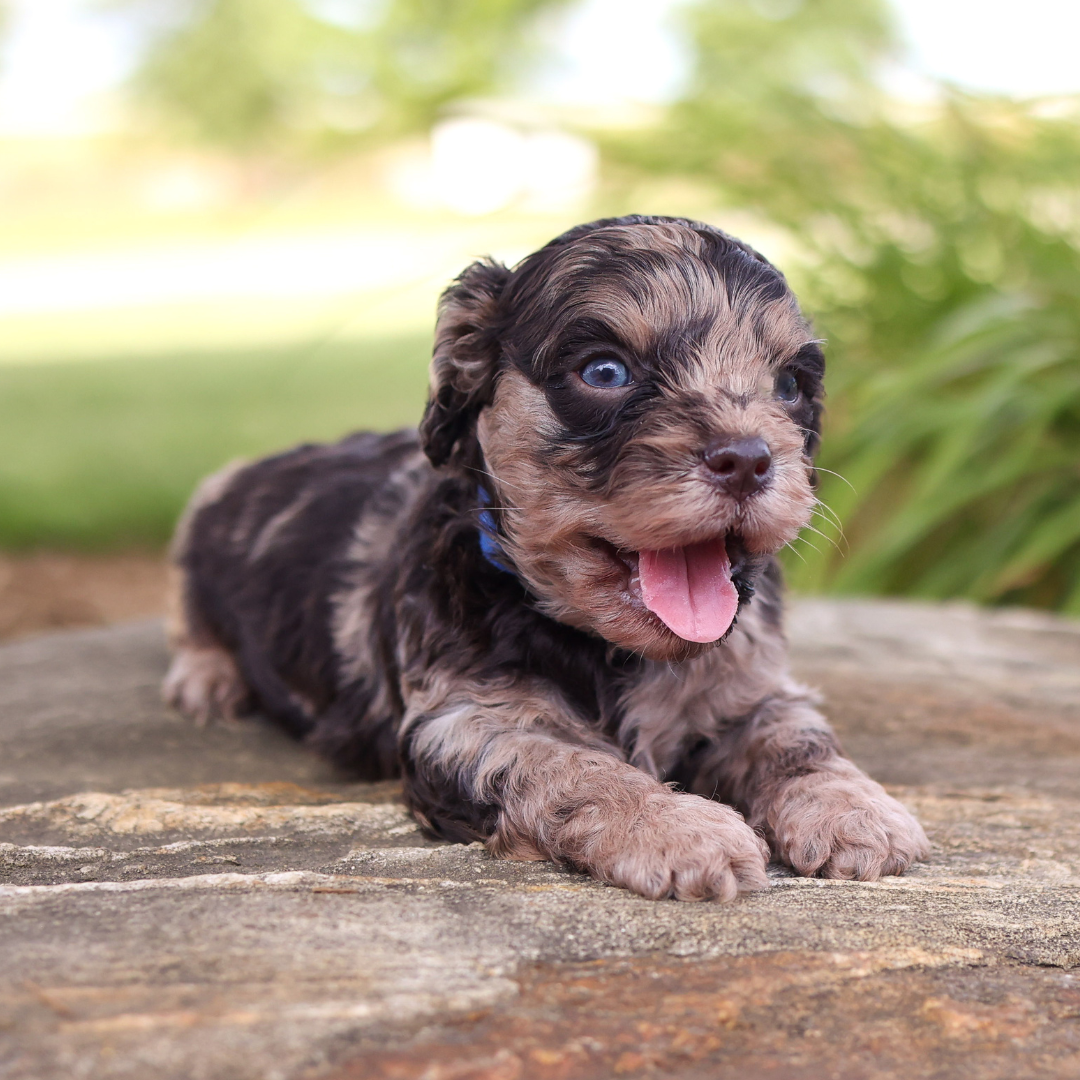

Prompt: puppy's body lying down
xmin=166 ymin=216 xmax=929 ymax=900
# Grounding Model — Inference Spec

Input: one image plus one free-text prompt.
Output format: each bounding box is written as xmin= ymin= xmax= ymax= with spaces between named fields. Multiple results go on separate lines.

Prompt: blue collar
xmin=477 ymin=486 xmax=514 ymax=575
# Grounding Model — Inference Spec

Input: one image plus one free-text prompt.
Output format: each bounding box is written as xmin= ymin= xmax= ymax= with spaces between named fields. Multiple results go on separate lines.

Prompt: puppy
xmin=164 ymin=215 xmax=929 ymax=901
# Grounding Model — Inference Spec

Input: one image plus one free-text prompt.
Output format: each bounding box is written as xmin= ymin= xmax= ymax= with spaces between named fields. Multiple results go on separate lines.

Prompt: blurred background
xmin=1 ymin=0 xmax=1078 ymax=637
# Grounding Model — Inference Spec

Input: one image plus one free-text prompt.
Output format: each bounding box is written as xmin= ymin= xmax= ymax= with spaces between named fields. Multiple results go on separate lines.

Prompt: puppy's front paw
xmin=603 ymin=794 xmax=770 ymax=902
xmin=767 ymin=766 xmax=929 ymax=880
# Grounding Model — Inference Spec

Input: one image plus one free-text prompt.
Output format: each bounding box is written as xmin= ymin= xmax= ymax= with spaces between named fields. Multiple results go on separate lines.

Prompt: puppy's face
xmin=422 ymin=217 xmax=824 ymax=662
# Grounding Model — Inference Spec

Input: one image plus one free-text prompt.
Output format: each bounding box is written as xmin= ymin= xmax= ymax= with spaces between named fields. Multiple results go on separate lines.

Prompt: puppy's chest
xmin=617 ymin=621 xmax=789 ymax=744
xmin=520 ymin=622 xmax=784 ymax=751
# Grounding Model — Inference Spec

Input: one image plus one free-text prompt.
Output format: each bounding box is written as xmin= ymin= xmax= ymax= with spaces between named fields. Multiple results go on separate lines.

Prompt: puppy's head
xmin=420 ymin=215 xmax=823 ymax=662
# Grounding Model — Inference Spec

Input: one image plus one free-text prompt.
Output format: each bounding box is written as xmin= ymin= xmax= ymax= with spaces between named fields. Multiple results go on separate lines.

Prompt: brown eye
xmin=775 ymin=370 xmax=799 ymax=402
xmin=580 ymin=357 xmax=632 ymax=388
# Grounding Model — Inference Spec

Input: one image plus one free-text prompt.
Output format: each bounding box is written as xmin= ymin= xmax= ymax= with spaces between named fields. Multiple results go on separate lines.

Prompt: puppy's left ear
xmin=793 ymin=339 xmax=826 ymax=464
xmin=420 ymin=258 xmax=512 ymax=468
xmin=805 ymin=364 xmax=826 ymax=465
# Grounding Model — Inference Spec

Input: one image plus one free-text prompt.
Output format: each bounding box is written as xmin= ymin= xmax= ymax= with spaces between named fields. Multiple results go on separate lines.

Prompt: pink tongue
xmin=638 ymin=538 xmax=739 ymax=643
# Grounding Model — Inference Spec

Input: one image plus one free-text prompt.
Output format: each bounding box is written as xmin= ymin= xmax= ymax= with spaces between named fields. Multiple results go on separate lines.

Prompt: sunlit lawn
xmin=0 ymin=333 xmax=431 ymax=549
xmin=0 ymin=157 xmax=595 ymax=552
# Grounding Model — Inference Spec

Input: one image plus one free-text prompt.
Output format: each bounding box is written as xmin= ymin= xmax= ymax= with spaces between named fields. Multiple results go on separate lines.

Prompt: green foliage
xmin=610 ymin=0 xmax=1080 ymax=611
xmin=113 ymin=0 xmax=569 ymax=146
xmin=364 ymin=0 xmax=569 ymax=131
xmin=127 ymin=0 xmax=343 ymax=147
xmin=18 ymin=1 xmax=1080 ymax=612
xmin=0 ymin=335 xmax=429 ymax=549
xmin=820 ymin=286 xmax=1080 ymax=612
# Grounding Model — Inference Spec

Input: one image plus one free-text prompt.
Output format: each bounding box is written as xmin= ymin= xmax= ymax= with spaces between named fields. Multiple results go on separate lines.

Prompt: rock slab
xmin=1 ymin=599 xmax=1079 ymax=1079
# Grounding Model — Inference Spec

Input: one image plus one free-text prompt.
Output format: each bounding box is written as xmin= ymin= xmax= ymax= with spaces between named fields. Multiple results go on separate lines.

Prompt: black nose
xmin=703 ymin=436 xmax=772 ymax=498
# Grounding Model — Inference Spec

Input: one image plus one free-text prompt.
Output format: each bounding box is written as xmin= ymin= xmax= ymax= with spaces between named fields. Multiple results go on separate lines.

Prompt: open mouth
xmin=601 ymin=533 xmax=749 ymax=644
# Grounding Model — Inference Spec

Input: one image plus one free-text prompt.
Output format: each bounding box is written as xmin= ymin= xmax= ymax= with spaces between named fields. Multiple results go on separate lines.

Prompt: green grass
xmin=0 ymin=333 xmax=431 ymax=549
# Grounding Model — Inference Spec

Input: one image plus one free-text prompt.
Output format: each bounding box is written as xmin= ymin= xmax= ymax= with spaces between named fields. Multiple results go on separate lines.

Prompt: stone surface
xmin=1 ymin=599 xmax=1079 ymax=1079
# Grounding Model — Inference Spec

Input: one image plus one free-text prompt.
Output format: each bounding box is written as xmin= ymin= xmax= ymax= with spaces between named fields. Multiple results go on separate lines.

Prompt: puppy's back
xmin=166 ymin=428 xmax=427 ymax=738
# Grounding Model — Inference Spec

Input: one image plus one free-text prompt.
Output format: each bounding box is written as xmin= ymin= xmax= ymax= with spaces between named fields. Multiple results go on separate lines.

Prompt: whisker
xmin=811 ymin=499 xmax=848 ymax=540
xmin=802 ymin=521 xmax=840 ymax=545
xmin=810 ymin=507 xmax=844 ymax=536
xmin=781 ymin=540 xmax=809 ymax=565
xmin=464 ymin=465 xmax=526 ymax=504
xmin=813 ymin=466 xmax=857 ymax=493
xmin=809 ymin=514 xmax=849 ymax=555
xmin=800 ymin=522 xmax=844 ymax=555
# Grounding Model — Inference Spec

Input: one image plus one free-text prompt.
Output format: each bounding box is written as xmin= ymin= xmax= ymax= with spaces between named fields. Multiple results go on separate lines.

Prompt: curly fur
xmin=164 ymin=215 xmax=928 ymax=900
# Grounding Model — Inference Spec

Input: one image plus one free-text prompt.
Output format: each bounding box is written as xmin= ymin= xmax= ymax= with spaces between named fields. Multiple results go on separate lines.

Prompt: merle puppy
xmin=165 ymin=215 xmax=929 ymax=901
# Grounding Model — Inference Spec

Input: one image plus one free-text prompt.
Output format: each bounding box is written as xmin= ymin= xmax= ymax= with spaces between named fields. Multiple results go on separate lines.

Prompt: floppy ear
xmin=419 ymin=258 xmax=512 ymax=468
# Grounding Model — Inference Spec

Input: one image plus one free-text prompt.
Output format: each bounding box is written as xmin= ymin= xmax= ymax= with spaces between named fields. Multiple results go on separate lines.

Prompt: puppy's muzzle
xmin=703 ymin=436 xmax=772 ymax=499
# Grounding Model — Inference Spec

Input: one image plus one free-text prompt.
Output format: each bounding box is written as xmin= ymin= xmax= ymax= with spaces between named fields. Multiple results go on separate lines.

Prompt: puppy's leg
xmin=692 ymin=694 xmax=929 ymax=880
xmin=402 ymin=686 xmax=769 ymax=901
xmin=161 ymin=460 xmax=253 ymax=725
xmin=162 ymin=566 xmax=250 ymax=725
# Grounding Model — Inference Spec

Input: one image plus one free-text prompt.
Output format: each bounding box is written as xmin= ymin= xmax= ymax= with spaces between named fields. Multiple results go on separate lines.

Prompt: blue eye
xmin=775 ymin=370 xmax=800 ymax=402
xmin=580 ymin=357 xmax=632 ymax=389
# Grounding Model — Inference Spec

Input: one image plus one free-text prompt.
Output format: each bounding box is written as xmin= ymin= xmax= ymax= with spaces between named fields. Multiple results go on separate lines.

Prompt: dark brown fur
xmin=164 ymin=216 xmax=928 ymax=900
